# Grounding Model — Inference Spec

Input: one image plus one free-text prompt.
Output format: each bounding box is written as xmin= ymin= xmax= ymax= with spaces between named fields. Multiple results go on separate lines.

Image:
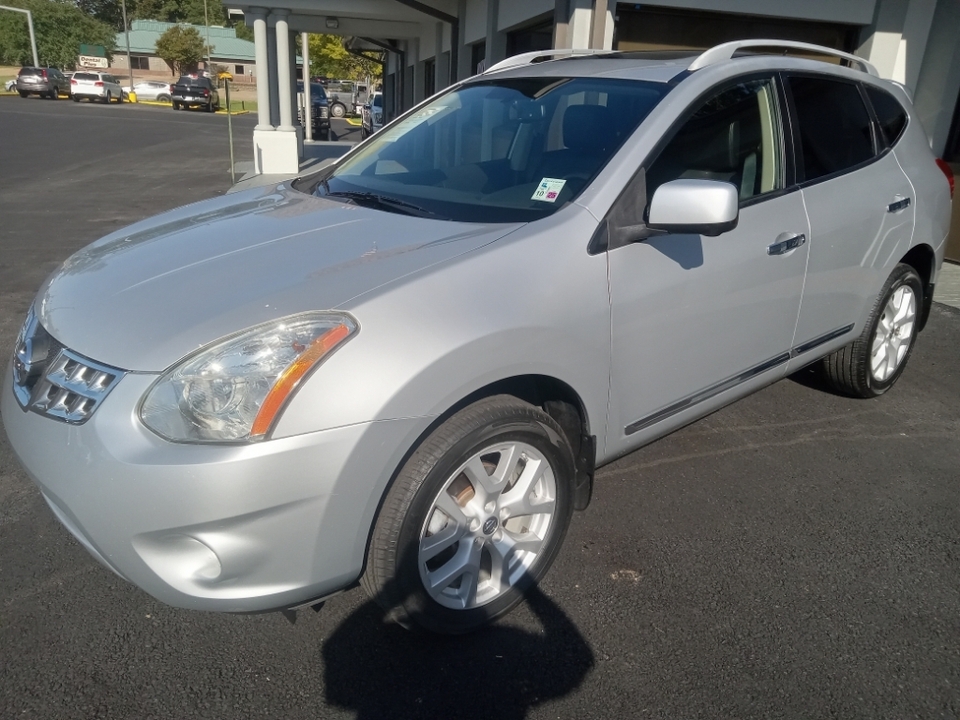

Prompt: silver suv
xmin=15 ymin=66 xmax=69 ymax=99
xmin=3 ymin=41 xmax=954 ymax=634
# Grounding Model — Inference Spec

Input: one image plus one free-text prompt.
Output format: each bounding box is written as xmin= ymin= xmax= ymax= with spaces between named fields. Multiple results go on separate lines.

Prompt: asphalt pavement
xmin=1 ymin=97 xmax=959 ymax=720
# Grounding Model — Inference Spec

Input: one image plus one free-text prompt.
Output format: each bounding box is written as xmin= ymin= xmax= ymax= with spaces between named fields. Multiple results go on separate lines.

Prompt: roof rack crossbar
xmin=483 ymin=48 xmax=617 ymax=75
xmin=688 ymin=39 xmax=879 ymax=77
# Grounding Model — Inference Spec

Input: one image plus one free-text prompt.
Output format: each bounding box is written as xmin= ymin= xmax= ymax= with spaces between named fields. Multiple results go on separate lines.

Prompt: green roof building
xmin=111 ymin=20 xmax=260 ymax=78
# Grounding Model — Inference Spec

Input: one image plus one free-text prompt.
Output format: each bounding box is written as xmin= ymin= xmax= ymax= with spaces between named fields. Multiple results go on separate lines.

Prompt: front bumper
xmin=2 ymin=363 xmax=425 ymax=612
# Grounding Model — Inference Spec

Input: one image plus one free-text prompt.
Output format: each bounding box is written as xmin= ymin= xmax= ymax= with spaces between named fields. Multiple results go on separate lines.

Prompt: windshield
xmin=306 ymin=76 xmax=668 ymax=223
xmin=297 ymin=81 xmax=327 ymax=99
xmin=372 ymin=94 xmax=383 ymax=108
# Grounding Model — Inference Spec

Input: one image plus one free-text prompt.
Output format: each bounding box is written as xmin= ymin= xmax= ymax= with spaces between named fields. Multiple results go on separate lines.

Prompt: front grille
xmin=12 ymin=308 xmax=124 ymax=424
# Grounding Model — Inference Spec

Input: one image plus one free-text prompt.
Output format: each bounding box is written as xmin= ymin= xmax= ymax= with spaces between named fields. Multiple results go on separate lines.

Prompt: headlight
xmin=373 ymin=112 xmax=382 ymax=124
xmin=140 ymin=312 xmax=357 ymax=443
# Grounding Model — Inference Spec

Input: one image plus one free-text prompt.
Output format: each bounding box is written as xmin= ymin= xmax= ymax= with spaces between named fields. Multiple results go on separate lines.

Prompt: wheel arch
xmin=899 ymin=243 xmax=936 ymax=331
xmin=360 ymin=373 xmax=597 ymax=578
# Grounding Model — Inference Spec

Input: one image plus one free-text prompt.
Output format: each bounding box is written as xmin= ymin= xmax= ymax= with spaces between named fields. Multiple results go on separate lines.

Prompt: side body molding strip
xmin=623 ymin=324 xmax=855 ymax=436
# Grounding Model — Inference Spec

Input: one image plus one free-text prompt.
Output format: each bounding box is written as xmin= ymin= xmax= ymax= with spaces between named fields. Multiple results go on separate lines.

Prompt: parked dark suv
xmin=16 ymin=67 xmax=68 ymax=99
xmin=297 ymin=81 xmax=331 ymax=140
xmin=172 ymin=74 xmax=220 ymax=112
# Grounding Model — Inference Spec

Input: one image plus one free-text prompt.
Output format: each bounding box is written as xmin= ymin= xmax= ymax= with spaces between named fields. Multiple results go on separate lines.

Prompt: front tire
xmin=819 ymin=263 xmax=922 ymax=398
xmin=362 ymin=395 xmax=576 ymax=634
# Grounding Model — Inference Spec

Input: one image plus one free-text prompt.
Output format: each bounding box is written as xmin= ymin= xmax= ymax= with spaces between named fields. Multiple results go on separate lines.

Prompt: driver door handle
xmin=767 ymin=233 xmax=806 ymax=256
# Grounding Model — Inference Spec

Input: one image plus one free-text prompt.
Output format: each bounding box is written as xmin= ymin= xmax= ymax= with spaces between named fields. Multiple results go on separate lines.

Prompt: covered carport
xmin=234 ymin=0 xmax=461 ymax=173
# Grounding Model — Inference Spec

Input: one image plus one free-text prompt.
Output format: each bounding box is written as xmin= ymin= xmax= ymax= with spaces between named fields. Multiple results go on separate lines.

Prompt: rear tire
xmin=819 ymin=263 xmax=922 ymax=398
xmin=72 ymin=95 xmax=79 ymax=102
xmin=362 ymin=395 xmax=576 ymax=634
xmin=330 ymin=102 xmax=346 ymax=118
xmin=18 ymin=90 xmax=27 ymax=98
xmin=158 ymin=94 xmax=170 ymax=103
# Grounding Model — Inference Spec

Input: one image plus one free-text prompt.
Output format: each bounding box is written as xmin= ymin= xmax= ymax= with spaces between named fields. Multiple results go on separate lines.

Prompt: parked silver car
xmin=125 ymin=80 xmax=174 ymax=103
xmin=3 ymin=41 xmax=954 ymax=634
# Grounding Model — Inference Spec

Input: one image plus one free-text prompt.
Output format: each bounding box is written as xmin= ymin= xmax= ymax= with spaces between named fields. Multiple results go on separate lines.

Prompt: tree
xmin=74 ymin=0 xmax=124 ymax=31
xmin=306 ymin=34 xmax=381 ymax=81
xmin=132 ymin=0 xmax=226 ymax=25
xmin=154 ymin=23 xmax=204 ymax=75
xmin=0 ymin=0 xmax=116 ymax=68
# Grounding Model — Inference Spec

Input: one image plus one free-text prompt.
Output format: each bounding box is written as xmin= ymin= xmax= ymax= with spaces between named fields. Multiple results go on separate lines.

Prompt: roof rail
xmin=483 ymin=48 xmax=616 ymax=75
xmin=688 ymin=39 xmax=879 ymax=77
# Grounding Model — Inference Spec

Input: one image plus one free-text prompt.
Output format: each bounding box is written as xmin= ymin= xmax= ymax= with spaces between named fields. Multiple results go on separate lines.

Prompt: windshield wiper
xmin=322 ymin=190 xmax=445 ymax=219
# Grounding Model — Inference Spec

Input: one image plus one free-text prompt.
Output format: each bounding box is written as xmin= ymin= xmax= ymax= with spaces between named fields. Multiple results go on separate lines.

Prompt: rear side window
xmin=178 ymin=76 xmax=211 ymax=88
xmin=788 ymin=76 xmax=875 ymax=182
xmin=865 ymin=85 xmax=908 ymax=147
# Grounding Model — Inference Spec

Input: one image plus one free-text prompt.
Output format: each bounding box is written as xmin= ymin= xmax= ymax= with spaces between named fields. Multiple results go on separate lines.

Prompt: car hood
xmin=37 ymin=183 xmax=522 ymax=371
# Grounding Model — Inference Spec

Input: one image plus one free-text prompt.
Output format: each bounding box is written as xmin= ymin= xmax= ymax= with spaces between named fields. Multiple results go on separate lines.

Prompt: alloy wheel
xmin=870 ymin=284 xmax=916 ymax=382
xmin=418 ymin=440 xmax=556 ymax=610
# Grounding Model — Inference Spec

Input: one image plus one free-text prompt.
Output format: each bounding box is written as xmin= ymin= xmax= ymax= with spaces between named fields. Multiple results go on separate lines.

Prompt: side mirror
xmin=647 ymin=179 xmax=739 ymax=237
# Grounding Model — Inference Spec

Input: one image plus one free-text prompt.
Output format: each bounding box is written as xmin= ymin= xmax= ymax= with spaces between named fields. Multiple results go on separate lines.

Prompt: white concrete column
xmin=274 ymin=11 xmax=295 ymax=132
xmin=568 ymin=0 xmax=594 ymax=50
xmin=301 ymin=32 xmax=312 ymax=141
xmin=484 ymin=0 xmax=506 ymax=66
xmin=288 ymin=30 xmax=303 ymax=156
xmin=456 ymin=0 xmax=471 ymax=80
xmin=254 ymin=7 xmax=300 ymax=174
xmin=435 ymin=22 xmax=449 ymax=90
xmin=249 ymin=7 xmax=272 ymax=130
xmin=859 ymin=0 xmax=935 ymax=91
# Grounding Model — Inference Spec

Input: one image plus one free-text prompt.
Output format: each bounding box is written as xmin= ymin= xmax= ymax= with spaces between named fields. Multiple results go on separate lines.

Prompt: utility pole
xmin=0 ymin=6 xmax=39 ymax=67
xmin=121 ymin=0 xmax=133 ymax=91
xmin=203 ymin=0 xmax=212 ymax=72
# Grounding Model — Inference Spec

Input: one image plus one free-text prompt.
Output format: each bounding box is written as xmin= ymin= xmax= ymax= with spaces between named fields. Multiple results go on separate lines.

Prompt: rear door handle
xmin=887 ymin=196 xmax=912 ymax=213
xmin=767 ymin=233 xmax=806 ymax=256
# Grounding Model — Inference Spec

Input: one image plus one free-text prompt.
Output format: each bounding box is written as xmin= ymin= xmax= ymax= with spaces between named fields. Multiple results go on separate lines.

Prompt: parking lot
xmin=1 ymin=97 xmax=959 ymax=720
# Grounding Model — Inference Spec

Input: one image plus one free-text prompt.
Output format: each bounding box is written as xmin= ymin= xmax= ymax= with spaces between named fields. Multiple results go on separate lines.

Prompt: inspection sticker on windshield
xmin=532 ymin=178 xmax=566 ymax=203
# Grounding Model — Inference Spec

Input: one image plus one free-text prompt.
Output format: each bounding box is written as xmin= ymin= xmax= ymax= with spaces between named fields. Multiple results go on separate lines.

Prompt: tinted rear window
xmin=74 ymin=73 xmax=100 ymax=81
xmin=18 ymin=68 xmax=42 ymax=76
xmin=177 ymin=76 xmax=210 ymax=87
xmin=789 ymin=76 xmax=875 ymax=182
xmin=865 ymin=85 xmax=908 ymax=147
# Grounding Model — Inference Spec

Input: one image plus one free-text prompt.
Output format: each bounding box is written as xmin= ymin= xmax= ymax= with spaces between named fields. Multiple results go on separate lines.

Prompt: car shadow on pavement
xmin=321 ymin=583 xmax=594 ymax=720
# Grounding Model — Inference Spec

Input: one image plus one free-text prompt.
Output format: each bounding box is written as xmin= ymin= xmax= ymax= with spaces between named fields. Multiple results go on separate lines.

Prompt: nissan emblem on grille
xmin=11 ymin=308 xmax=126 ymax=424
